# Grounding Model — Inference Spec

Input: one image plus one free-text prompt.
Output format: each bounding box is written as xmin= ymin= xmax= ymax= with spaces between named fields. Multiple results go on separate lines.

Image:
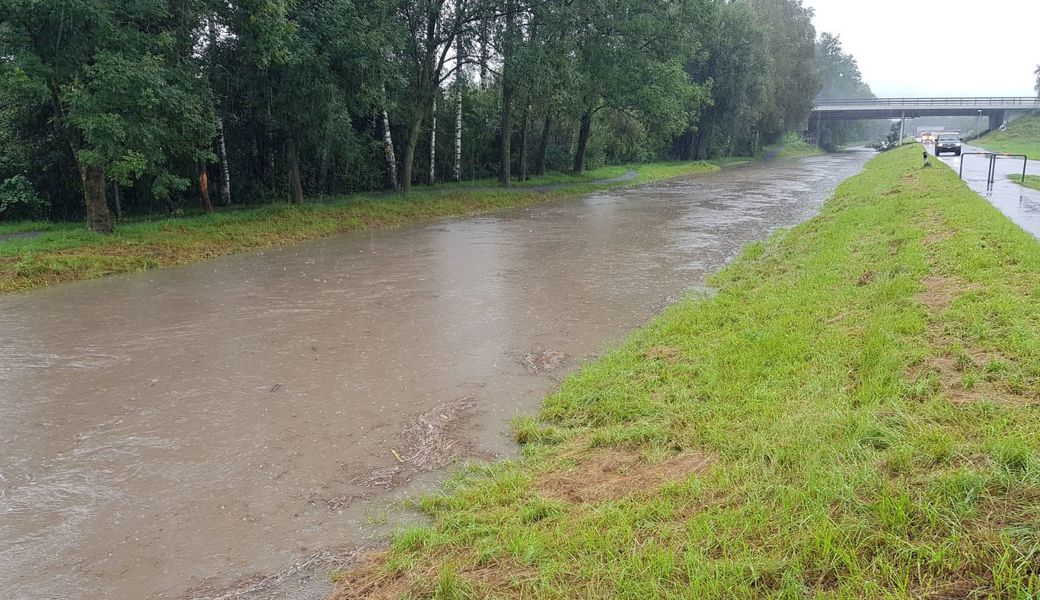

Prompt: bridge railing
xmin=815 ymin=97 xmax=1038 ymax=108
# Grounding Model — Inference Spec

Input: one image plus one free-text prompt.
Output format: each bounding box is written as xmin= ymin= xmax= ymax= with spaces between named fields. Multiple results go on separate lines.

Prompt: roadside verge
xmin=332 ymin=144 xmax=1040 ymax=598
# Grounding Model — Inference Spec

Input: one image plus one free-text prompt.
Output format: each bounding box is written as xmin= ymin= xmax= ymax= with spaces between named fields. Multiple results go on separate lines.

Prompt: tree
xmin=563 ymin=0 xmax=710 ymax=173
xmin=1 ymin=0 xmax=216 ymax=232
xmin=814 ymin=32 xmax=877 ymax=151
xmin=394 ymin=0 xmax=485 ymax=193
xmin=1034 ymin=64 xmax=1040 ymax=102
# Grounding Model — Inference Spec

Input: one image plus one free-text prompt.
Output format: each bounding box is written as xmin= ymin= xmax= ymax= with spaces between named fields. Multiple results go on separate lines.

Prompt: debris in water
xmin=519 ymin=349 xmax=566 ymax=373
xmin=270 ymin=383 xmax=282 ymax=392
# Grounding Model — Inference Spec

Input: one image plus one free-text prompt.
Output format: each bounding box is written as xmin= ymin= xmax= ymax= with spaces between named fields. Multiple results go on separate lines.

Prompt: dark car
xmin=934 ymin=133 xmax=962 ymax=156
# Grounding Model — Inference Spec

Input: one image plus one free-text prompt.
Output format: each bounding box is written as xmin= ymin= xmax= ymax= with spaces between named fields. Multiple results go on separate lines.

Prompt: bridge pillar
xmin=988 ymin=110 xmax=1005 ymax=132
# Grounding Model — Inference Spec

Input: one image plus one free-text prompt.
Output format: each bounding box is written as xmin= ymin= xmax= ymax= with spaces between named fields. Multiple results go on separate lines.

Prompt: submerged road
xmin=932 ymin=144 xmax=1040 ymax=237
xmin=0 ymin=149 xmax=872 ymax=600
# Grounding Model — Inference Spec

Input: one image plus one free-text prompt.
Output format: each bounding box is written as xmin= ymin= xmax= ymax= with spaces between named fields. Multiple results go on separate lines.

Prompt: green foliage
xmin=0 ymin=175 xmax=47 ymax=219
xmin=813 ymin=32 xmax=886 ymax=151
xmin=1 ymin=0 xmax=843 ymax=225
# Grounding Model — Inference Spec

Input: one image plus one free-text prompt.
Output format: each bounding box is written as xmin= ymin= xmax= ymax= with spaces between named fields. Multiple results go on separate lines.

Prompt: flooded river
xmin=0 ymin=149 xmax=871 ymax=600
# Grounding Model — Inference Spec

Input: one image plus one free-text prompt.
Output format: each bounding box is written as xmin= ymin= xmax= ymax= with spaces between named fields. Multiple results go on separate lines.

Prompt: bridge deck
xmin=811 ymin=97 xmax=1037 ymax=121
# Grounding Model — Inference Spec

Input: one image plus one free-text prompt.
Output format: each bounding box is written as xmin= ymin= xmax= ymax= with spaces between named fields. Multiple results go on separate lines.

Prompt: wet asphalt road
xmin=930 ymin=142 xmax=1040 ymax=237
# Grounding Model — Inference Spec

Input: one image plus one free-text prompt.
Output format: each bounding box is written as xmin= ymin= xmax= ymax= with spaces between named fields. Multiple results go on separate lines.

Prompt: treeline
xmin=0 ymin=0 xmax=866 ymax=231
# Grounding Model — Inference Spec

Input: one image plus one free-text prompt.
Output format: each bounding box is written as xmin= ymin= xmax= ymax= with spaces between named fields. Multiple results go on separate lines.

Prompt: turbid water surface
xmin=0 ymin=149 xmax=872 ymax=600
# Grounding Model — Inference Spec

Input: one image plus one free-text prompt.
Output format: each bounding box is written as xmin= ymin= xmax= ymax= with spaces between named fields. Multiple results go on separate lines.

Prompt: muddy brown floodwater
xmin=0 ymin=149 xmax=871 ymax=600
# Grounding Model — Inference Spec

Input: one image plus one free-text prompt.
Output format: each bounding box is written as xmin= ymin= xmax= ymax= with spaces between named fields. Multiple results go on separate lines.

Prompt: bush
xmin=0 ymin=175 xmax=49 ymax=219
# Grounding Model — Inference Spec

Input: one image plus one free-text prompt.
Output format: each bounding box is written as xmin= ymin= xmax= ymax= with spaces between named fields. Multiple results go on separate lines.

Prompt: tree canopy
xmin=0 ymin=0 xmax=858 ymax=231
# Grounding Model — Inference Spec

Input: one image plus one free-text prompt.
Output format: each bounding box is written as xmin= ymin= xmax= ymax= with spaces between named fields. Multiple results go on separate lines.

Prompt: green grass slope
xmin=974 ymin=114 xmax=1040 ymax=159
xmin=334 ymin=144 xmax=1040 ymax=599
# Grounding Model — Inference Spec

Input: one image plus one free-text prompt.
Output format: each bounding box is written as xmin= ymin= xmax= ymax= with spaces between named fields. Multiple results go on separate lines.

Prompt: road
xmin=931 ymin=143 xmax=1040 ymax=237
xmin=0 ymin=149 xmax=872 ymax=600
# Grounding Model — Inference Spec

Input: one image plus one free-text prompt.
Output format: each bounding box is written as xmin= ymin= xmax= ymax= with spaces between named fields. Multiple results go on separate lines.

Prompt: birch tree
xmin=395 ymin=0 xmax=486 ymax=193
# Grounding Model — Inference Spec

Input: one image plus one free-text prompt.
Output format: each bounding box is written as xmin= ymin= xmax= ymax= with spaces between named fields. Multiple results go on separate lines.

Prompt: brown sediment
xmin=535 ymin=447 xmax=716 ymax=504
xmin=917 ymin=276 xmax=964 ymax=313
xmin=330 ymin=551 xmax=538 ymax=600
xmin=907 ymin=347 xmax=1037 ymax=407
xmin=642 ymin=345 xmax=683 ymax=361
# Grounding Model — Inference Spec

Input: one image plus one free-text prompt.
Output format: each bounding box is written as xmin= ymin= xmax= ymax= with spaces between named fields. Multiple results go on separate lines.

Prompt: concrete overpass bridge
xmin=809 ymin=96 xmax=1038 ymax=138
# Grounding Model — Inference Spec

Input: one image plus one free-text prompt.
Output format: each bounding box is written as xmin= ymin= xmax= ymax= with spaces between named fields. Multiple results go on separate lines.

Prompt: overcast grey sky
xmin=801 ymin=0 xmax=1040 ymax=97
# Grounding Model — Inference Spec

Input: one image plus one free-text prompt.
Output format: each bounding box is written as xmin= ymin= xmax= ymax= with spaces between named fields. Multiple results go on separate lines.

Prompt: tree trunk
xmin=199 ymin=161 xmax=214 ymax=213
xmin=429 ymin=95 xmax=437 ymax=185
xmin=454 ymin=82 xmax=463 ymax=181
xmin=287 ymin=136 xmax=304 ymax=204
xmin=318 ymin=119 xmax=333 ymax=194
xmin=479 ymin=16 xmax=489 ymax=89
xmin=499 ymin=81 xmax=512 ymax=186
xmin=216 ymin=115 xmax=232 ymax=205
xmin=112 ymin=182 xmax=122 ymax=220
xmin=573 ymin=111 xmax=592 ymax=174
xmin=402 ymin=116 xmax=422 ymax=194
xmin=80 ymin=164 xmax=112 ymax=233
xmin=499 ymin=1 xmax=515 ymax=187
xmin=382 ymin=108 xmax=399 ymax=191
xmin=519 ymin=104 xmax=530 ymax=181
xmin=537 ymin=114 xmax=551 ymax=176
xmin=197 ymin=161 xmax=214 ymax=213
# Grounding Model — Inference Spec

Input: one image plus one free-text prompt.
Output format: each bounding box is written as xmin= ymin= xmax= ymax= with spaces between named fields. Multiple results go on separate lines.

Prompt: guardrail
xmin=816 ymin=97 xmax=1038 ymax=108
xmin=958 ymin=151 xmax=1028 ymax=191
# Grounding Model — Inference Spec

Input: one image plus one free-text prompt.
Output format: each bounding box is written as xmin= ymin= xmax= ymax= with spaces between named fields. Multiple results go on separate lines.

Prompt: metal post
xmin=1023 ymin=156 xmax=1028 ymax=184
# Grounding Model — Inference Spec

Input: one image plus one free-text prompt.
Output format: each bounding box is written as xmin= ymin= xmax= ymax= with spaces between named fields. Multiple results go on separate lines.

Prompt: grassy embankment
xmin=1017 ymin=175 xmax=1040 ymax=193
xmin=333 ymin=144 xmax=1040 ymax=599
xmin=974 ymin=114 xmax=1040 ymax=159
xmin=0 ymin=161 xmax=723 ymax=294
xmin=765 ymin=133 xmax=826 ymax=159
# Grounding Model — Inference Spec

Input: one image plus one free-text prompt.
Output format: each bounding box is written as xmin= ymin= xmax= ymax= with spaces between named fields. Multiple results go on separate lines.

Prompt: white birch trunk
xmin=216 ymin=115 xmax=232 ymax=205
xmin=454 ymin=85 xmax=463 ymax=181
xmin=382 ymin=108 xmax=399 ymax=191
xmin=429 ymin=96 xmax=437 ymax=185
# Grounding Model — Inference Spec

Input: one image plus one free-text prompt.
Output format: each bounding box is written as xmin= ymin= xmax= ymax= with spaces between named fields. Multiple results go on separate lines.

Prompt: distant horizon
xmin=802 ymin=0 xmax=1039 ymax=98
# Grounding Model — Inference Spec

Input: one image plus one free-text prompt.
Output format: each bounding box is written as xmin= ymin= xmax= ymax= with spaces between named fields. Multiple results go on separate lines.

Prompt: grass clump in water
xmin=333 ymin=144 xmax=1040 ymax=599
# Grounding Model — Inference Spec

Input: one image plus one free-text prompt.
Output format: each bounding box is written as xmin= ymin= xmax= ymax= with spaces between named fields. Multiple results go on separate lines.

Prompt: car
xmin=934 ymin=133 xmax=962 ymax=156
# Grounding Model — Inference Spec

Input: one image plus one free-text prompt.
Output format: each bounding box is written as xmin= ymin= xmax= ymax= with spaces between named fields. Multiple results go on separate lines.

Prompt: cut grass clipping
xmin=0 ymin=161 xmax=718 ymax=294
xmin=333 ymin=144 xmax=1040 ymax=599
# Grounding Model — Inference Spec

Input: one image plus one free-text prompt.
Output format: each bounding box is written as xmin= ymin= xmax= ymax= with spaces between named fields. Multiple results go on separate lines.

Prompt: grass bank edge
xmin=1012 ymin=174 xmax=1040 ymax=193
xmin=332 ymin=144 xmax=1040 ymax=598
xmin=0 ymin=159 xmax=725 ymax=294
xmin=973 ymin=114 xmax=1040 ymax=159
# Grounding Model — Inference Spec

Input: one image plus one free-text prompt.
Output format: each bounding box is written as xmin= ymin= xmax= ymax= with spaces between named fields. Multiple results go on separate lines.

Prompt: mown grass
xmin=0 ymin=160 xmax=719 ymax=294
xmin=333 ymin=144 xmax=1040 ymax=599
xmin=974 ymin=115 xmax=1040 ymax=159
xmin=773 ymin=139 xmax=825 ymax=159
xmin=1013 ymin=174 xmax=1040 ymax=193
